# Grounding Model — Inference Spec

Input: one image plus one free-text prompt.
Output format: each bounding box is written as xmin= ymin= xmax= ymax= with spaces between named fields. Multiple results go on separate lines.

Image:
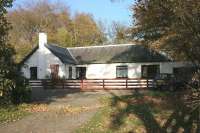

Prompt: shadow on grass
xmin=107 ymin=90 xmax=199 ymax=133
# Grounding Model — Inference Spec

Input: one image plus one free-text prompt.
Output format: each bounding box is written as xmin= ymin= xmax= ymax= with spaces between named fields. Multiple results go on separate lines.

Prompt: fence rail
xmin=29 ymin=79 xmax=155 ymax=90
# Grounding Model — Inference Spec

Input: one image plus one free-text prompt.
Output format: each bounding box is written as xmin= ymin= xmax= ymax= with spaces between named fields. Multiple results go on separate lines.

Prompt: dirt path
xmin=0 ymin=91 xmax=104 ymax=133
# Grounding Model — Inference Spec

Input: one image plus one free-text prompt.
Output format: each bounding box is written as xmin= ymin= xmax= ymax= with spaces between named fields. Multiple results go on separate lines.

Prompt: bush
xmin=0 ymin=73 xmax=31 ymax=105
xmin=11 ymin=77 xmax=31 ymax=104
xmin=0 ymin=78 xmax=14 ymax=105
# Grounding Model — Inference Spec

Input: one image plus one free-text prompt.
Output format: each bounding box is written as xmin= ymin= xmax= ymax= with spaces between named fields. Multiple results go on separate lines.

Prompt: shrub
xmin=11 ymin=77 xmax=31 ymax=104
xmin=0 ymin=71 xmax=31 ymax=105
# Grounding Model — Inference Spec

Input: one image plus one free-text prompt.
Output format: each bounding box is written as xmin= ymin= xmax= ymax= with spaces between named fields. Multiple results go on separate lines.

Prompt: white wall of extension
xmin=78 ymin=62 xmax=190 ymax=79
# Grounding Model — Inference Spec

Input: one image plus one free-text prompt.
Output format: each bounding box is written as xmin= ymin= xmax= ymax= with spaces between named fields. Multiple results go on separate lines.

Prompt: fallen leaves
xmin=24 ymin=104 xmax=49 ymax=112
xmin=57 ymin=105 xmax=104 ymax=114
xmin=24 ymin=103 xmax=104 ymax=114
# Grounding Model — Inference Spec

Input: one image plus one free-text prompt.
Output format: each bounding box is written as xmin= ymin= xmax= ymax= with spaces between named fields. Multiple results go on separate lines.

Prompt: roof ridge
xmin=48 ymin=43 xmax=136 ymax=49
xmin=68 ymin=44 xmax=136 ymax=49
xmin=47 ymin=43 xmax=67 ymax=49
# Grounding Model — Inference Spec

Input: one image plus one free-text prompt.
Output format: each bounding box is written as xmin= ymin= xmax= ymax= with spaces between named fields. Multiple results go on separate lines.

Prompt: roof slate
xmin=45 ymin=44 xmax=77 ymax=64
xmin=20 ymin=43 xmax=171 ymax=66
xmin=68 ymin=44 xmax=171 ymax=64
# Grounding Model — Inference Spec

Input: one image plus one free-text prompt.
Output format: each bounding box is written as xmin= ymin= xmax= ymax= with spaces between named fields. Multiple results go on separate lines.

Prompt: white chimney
xmin=39 ymin=33 xmax=47 ymax=49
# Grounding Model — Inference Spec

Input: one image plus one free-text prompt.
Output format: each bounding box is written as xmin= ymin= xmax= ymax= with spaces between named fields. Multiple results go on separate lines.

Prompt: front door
xmin=50 ymin=64 xmax=59 ymax=79
xmin=30 ymin=67 xmax=37 ymax=80
xmin=76 ymin=67 xmax=86 ymax=79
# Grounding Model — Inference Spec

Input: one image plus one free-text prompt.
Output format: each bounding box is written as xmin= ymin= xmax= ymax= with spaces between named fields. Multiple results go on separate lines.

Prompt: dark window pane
xmin=69 ymin=66 xmax=72 ymax=79
xmin=76 ymin=67 xmax=86 ymax=79
xmin=30 ymin=67 xmax=37 ymax=79
xmin=142 ymin=65 xmax=160 ymax=78
xmin=116 ymin=66 xmax=128 ymax=78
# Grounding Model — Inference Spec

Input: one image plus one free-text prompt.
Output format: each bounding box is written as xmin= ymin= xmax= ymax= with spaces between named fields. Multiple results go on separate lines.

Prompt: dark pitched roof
xmin=68 ymin=44 xmax=171 ymax=64
xmin=20 ymin=43 xmax=171 ymax=66
xmin=45 ymin=44 xmax=77 ymax=64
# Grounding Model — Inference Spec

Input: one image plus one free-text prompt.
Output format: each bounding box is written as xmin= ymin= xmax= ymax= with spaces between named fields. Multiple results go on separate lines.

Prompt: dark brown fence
xmin=29 ymin=78 xmax=155 ymax=90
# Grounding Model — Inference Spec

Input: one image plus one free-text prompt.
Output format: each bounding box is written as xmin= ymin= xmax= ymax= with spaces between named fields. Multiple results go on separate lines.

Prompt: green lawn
xmin=0 ymin=104 xmax=30 ymax=125
xmin=76 ymin=91 xmax=198 ymax=133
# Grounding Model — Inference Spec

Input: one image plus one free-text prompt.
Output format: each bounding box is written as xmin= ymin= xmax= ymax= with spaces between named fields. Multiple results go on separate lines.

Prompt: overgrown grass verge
xmin=76 ymin=90 xmax=198 ymax=133
xmin=0 ymin=104 xmax=31 ymax=125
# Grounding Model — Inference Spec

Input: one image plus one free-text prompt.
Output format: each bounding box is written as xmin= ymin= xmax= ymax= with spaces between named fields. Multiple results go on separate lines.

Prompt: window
xmin=142 ymin=65 xmax=160 ymax=78
xmin=50 ymin=64 xmax=59 ymax=79
xmin=30 ymin=67 xmax=37 ymax=79
xmin=69 ymin=66 xmax=72 ymax=79
xmin=116 ymin=66 xmax=128 ymax=78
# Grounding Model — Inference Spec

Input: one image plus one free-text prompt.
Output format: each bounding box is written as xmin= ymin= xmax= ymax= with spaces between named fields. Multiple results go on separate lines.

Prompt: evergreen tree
xmin=0 ymin=0 xmax=14 ymax=104
xmin=0 ymin=0 xmax=30 ymax=104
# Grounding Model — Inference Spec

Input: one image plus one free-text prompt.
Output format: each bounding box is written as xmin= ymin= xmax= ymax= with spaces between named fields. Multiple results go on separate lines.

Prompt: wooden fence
xmin=29 ymin=78 xmax=155 ymax=90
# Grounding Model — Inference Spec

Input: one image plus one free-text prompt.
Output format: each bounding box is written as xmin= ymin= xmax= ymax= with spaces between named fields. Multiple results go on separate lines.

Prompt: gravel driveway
xmin=0 ymin=89 xmax=106 ymax=133
xmin=0 ymin=88 xmax=136 ymax=133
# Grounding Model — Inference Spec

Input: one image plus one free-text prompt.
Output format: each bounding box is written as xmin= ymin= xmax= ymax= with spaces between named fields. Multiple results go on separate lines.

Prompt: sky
xmin=12 ymin=0 xmax=135 ymax=26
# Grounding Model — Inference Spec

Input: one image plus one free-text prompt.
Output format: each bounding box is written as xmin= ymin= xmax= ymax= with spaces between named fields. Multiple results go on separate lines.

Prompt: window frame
xmin=141 ymin=65 xmax=160 ymax=78
xmin=116 ymin=65 xmax=128 ymax=78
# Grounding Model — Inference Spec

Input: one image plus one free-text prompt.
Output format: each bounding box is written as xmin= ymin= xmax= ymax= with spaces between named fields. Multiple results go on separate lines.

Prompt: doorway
xmin=76 ymin=67 xmax=86 ymax=79
xmin=50 ymin=64 xmax=59 ymax=79
xmin=30 ymin=67 xmax=37 ymax=80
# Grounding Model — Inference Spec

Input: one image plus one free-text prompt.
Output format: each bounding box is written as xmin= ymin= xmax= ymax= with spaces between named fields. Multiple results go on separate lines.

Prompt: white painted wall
xmin=79 ymin=62 xmax=190 ymax=79
xmin=21 ymin=47 xmax=77 ymax=79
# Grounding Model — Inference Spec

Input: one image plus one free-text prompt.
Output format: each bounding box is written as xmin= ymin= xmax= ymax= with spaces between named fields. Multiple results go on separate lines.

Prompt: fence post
xmin=126 ymin=79 xmax=128 ymax=89
xmin=63 ymin=80 xmax=64 ymax=89
xmin=147 ymin=79 xmax=149 ymax=88
xmin=81 ymin=79 xmax=83 ymax=90
xmin=103 ymin=79 xmax=105 ymax=89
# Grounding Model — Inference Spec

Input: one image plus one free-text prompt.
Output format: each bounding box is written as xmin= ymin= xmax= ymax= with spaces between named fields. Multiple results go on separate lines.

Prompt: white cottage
xmin=20 ymin=33 xmax=190 ymax=80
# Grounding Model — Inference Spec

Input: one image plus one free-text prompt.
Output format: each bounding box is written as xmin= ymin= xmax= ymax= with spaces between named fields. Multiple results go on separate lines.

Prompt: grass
xmin=0 ymin=104 xmax=31 ymax=125
xmin=76 ymin=90 xmax=198 ymax=133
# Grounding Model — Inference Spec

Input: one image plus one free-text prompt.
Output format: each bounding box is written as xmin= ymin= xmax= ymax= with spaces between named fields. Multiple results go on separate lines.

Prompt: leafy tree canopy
xmin=132 ymin=0 xmax=200 ymax=64
xmin=8 ymin=0 xmax=106 ymax=62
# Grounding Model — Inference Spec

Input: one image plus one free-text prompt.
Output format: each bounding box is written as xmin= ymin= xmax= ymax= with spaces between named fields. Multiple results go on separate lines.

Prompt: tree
xmin=8 ymin=0 xmax=107 ymax=62
xmin=73 ymin=13 xmax=105 ymax=46
xmin=109 ymin=21 xmax=132 ymax=44
xmin=132 ymin=0 xmax=200 ymax=63
xmin=132 ymin=0 xmax=200 ymax=82
xmin=0 ymin=0 xmax=30 ymax=105
xmin=0 ymin=0 xmax=15 ymax=103
xmin=8 ymin=0 xmax=72 ymax=62
xmin=132 ymin=0 xmax=200 ymax=129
